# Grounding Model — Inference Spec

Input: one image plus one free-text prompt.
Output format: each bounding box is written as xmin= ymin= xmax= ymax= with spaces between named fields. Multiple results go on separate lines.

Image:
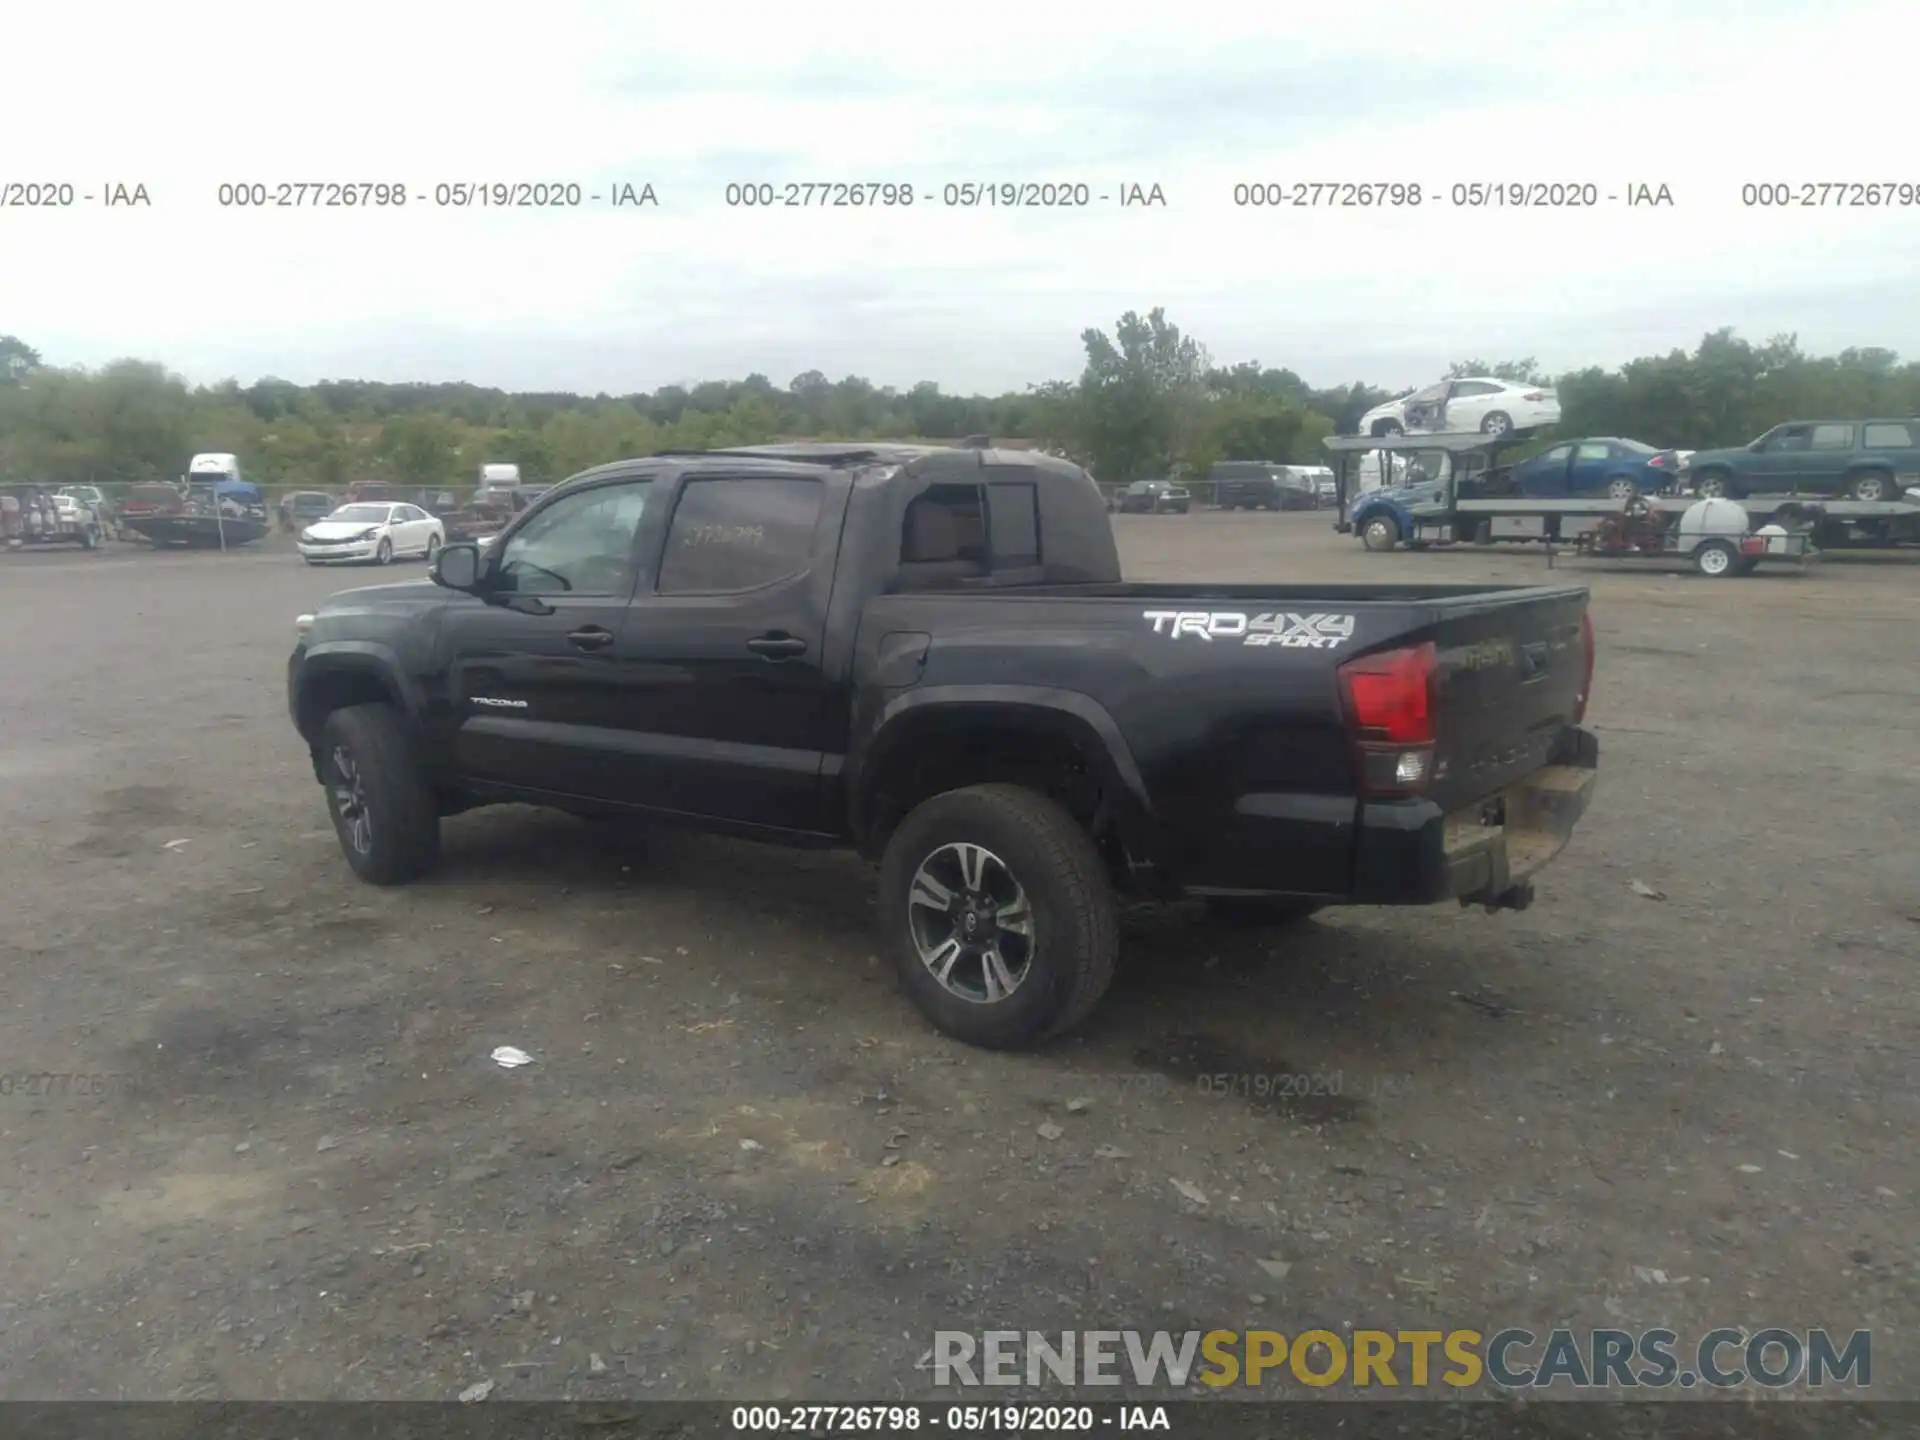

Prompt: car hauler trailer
xmin=1319 ymin=433 xmax=1914 ymax=576
xmin=1324 ymin=433 xmax=1920 ymax=556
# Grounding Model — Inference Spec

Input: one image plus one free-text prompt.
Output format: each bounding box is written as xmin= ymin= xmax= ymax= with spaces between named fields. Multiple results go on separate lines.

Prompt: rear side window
xmin=1862 ymin=423 xmax=1913 ymax=448
xmin=1810 ymin=424 xmax=1854 ymax=449
xmin=1537 ymin=444 xmax=1574 ymax=464
xmin=1574 ymin=443 xmax=1610 ymax=461
xmin=658 ymin=477 xmax=822 ymax=594
xmin=988 ymin=482 xmax=1041 ymax=566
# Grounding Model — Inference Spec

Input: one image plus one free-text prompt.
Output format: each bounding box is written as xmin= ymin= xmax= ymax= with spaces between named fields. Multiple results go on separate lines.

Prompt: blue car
xmin=1513 ymin=437 xmax=1684 ymax=500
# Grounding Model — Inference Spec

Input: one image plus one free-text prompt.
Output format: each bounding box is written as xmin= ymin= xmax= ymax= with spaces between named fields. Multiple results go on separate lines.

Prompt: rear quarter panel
xmin=851 ymin=584 xmax=1586 ymax=893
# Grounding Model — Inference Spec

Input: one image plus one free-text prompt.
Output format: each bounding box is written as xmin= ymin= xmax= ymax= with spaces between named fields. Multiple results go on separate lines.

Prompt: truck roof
xmin=568 ymin=443 xmax=1093 ymax=484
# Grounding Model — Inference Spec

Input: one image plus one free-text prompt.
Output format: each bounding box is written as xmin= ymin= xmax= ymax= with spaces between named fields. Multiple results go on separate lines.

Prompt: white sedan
xmin=1360 ymin=377 xmax=1561 ymax=439
xmin=298 ymin=502 xmax=444 ymax=566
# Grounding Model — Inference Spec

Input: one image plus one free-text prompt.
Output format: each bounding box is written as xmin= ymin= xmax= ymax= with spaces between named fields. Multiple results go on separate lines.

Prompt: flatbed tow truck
xmin=1323 ymin=432 xmax=1920 ymax=577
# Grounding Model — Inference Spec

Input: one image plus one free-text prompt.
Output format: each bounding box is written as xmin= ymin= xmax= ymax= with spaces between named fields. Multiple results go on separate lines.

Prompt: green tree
xmin=379 ymin=412 xmax=459 ymax=484
xmin=0 ymin=334 xmax=42 ymax=385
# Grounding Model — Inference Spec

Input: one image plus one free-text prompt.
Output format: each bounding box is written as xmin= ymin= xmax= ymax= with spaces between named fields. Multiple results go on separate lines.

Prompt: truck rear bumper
xmin=1350 ymin=726 xmax=1599 ymax=907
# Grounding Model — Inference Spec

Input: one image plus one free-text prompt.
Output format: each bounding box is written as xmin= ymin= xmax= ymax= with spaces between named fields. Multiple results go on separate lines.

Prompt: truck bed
xmin=856 ymin=580 xmax=1593 ymax=900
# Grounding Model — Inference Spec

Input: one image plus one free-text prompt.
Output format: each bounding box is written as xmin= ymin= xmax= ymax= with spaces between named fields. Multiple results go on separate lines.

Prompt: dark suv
xmin=1685 ymin=420 xmax=1920 ymax=501
xmin=279 ymin=490 xmax=338 ymax=530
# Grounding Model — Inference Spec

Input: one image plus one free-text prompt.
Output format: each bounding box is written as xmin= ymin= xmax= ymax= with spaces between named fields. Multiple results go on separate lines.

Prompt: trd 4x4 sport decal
xmin=1143 ymin=611 xmax=1356 ymax=649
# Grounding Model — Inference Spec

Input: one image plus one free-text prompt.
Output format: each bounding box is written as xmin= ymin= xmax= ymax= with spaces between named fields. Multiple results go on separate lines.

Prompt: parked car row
xmin=1108 ymin=480 xmax=1190 ymax=514
xmin=1105 ymin=465 xmax=1344 ymax=514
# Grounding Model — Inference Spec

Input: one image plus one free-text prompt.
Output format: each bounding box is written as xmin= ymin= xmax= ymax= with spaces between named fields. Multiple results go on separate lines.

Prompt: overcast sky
xmin=8 ymin=0 xmax=1918 ymax=396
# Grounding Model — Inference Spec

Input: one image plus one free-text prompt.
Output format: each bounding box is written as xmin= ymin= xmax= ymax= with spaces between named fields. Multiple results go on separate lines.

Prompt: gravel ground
xmin=0 ymin=516 xmax=1913 ymax=1408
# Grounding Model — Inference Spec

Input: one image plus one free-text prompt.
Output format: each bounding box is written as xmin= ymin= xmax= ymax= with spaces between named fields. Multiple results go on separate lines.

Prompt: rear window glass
xmin=988 ymin=482 xmax=1040 ymax=566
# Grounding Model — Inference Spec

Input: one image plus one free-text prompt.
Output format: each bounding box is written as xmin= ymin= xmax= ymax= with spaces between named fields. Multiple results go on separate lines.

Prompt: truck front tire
xmin=1361 ymin=515 xmax=1401 ymax=552
xmin=878 ymin=783 xmax=1119 ymax=1049
xmin=318 ymin=703 xmax=441 ymax=884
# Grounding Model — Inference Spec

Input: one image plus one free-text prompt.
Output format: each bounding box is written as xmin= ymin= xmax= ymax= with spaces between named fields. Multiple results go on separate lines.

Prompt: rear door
xmin=1801 ymin=423 xmax=1857 ymax=492
xmin=612 ymin=470 xmax=849 ymax=835
xmin=1446 ymin=380 xmax=1498 ymax=428
xmin=1426 ymin=588 xmax=1590 ymax=813
xmin=1861 ymin=421 xmax=1920 ymax=494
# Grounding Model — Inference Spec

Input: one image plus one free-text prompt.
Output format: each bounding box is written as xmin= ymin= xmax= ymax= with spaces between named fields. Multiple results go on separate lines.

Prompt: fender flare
xmin=292 ymin=641 xmax=422 ymax=741
xmin=849 ymin=685 xmax=1151 ymax=846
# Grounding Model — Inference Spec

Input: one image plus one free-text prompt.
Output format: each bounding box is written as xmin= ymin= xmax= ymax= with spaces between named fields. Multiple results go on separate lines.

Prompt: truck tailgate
xmin=1425 ymin=587 xmax=1590 ymax=814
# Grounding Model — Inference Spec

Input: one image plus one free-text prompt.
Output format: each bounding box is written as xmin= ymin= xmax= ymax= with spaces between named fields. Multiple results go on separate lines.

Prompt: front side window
xmin=496 ymin=480 xmax=652 ymax=595
xmin=657 ymin=478 xmax=823 ymax=594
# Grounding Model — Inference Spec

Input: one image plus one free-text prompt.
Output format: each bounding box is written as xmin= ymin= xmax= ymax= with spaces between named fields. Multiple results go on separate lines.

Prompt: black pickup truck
xmin=289 ymin=443 xmax=1599 ymax=1048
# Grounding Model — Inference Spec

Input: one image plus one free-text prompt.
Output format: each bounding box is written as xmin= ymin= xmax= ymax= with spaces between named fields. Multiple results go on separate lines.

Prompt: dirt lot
xmin=0 ymin=517 xmax=1914 ymax=1405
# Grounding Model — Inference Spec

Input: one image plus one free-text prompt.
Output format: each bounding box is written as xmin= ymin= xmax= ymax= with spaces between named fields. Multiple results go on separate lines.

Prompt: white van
xmin=187 ymin=452 xmax=243 ymax=481
xmin=1279 ymin=465 xmax=1337 ymax=503
xmin=478 ymin=463 xmax=521 ymax=489
xmin=1353 ymin=452 xmax=1408 ymax=494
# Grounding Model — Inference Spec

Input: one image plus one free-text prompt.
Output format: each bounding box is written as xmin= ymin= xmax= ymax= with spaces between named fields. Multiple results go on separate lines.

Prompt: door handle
xmin=747 ymin=633 xmax=808 ymax=660
xmin=568 ymin=626 xmax=614 ymax=651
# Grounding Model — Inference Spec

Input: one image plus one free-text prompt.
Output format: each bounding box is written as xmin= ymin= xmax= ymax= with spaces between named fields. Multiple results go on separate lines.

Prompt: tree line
xmin=4 ymin=320 xmax=1919 ymax=492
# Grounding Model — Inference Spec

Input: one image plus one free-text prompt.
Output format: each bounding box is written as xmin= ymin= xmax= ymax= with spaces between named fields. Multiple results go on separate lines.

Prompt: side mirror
xmin=431 ymin=541 xmax=483 ymax=592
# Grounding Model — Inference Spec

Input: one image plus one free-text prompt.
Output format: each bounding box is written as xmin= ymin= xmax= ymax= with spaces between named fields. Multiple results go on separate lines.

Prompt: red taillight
xmin=1574 ymin=611 xmax=1595 ymax=723
xmin=1339 ymin=643 xmax=1437 ymax=796
xmin=1647 ymin=454 xmax=1669 ymax=468
xmin=1522 ymin=391 xmax=1548 ymax=402
xmin=1340 ymin=644 xmax=1435 ymax=742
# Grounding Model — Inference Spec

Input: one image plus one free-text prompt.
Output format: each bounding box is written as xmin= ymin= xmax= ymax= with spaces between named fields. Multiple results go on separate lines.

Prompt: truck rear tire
xmin=878 ymin=783 xmax=1119 ymax=1049
xmin=317 ymin=703 xmax=441 ymax=884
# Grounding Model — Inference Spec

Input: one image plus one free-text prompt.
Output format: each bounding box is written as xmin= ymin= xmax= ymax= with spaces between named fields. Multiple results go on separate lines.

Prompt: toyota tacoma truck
xmin=288 ymin=442 xmax=1599 ymax=1048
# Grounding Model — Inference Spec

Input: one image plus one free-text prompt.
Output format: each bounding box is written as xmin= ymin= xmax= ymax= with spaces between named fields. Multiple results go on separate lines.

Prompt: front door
xmin=613 ymin=471 xmax=848 ymax=835
xmin=1746 ymin=424 xmax=1812 ymax=491
xmin=440 ymin=475 xmax=656 ymax=800
xmin=1526 ymin=442 xmax=1575 ymax=495
xmin=1567 ymin=441 xmax=1615 ymax=494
